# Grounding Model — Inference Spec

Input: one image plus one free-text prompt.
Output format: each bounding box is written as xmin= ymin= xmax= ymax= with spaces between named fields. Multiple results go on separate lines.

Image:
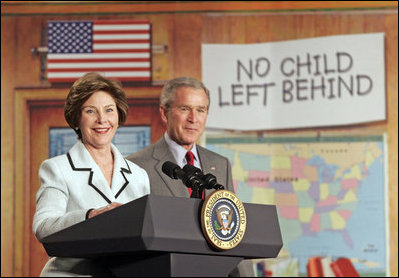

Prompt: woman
xmin=33 ymin=72 xmax=150 ymax=276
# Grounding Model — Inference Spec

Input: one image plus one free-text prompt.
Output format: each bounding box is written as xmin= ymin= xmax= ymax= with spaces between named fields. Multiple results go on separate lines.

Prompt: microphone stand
xmin=184 ymin=173 xmax=205 ymax=199
xmin=191 ymin=185 xmax=202 ymax=199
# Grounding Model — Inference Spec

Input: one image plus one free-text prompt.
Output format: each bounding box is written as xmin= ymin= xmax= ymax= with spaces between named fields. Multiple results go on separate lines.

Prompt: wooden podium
xmin=42 ymin=194 xmax=283 ymax=276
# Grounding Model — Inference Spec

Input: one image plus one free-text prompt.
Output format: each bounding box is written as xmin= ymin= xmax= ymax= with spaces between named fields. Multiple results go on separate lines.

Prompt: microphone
xmin=182 ymin=164 xmax=225 ymax=190
xmin=162 ymin=161 xmax=185 ymax=180
xmin=162 ymin=161 xmax=204 ymax=198
xmin=202 ymin=173 xmax=225 ymax=190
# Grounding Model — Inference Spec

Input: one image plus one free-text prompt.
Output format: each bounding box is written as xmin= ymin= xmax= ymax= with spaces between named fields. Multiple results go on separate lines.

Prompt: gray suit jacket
xmin=126 ymin=136 xmax=234 ymax=197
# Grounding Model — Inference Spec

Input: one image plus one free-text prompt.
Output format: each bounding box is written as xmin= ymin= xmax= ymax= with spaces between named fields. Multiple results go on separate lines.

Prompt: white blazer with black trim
xmin=33 ymin=140 xmax=150 ymax=242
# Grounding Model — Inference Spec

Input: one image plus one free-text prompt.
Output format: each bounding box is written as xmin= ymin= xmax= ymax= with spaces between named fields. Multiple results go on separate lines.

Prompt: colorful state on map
xmin=206 ymin=137 xmax=386 ymax=276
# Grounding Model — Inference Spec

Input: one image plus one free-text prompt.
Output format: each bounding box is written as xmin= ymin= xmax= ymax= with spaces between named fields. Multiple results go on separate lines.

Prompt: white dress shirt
xmin=164 ymin=132 xmax=201 ymax=170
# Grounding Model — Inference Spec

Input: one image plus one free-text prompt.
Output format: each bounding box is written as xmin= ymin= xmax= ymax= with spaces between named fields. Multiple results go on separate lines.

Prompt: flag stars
xmin=48 ymin=21 xmax=93 ymax=54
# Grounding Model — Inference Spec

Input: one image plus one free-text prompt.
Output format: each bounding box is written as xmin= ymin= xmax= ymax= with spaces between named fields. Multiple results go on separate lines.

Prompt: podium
xmin=42 ymin=194 xmax=283 ymax=277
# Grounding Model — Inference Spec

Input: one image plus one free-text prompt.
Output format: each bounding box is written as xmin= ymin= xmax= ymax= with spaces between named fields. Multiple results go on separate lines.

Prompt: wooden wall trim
xmin=2 ymin=1 xmax=398 ymax=16
xmin=14 ymin=89 xmax=67 ymax=276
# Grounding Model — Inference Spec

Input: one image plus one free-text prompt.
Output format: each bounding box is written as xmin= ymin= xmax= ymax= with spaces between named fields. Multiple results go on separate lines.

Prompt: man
xmin=127 ymin=76 xmax=233 ymax=198
xmin=127 ymin=77 xmax=252 ymax=277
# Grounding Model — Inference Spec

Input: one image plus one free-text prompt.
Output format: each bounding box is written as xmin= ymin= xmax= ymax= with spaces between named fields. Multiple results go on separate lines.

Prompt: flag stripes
xmin=47 ymin=20 xmax=152 ymax=83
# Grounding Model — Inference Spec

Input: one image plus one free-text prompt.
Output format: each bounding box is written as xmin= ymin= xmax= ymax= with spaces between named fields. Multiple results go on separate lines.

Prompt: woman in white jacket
xmin=33 ymin=72 xmax=150 ymax=276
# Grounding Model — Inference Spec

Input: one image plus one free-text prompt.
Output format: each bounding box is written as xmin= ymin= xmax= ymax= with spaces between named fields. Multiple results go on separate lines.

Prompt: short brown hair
xmin=160 ymin=76 xmax=210 ymax=112
xmin=64 ymin=72 xmax=128 ymax=140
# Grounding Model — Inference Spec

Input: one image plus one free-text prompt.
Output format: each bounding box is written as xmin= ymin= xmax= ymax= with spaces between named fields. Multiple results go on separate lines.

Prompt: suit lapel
xmin=68 ymin=141 xmax=114 ymax=203
xmin=197 ymin=146 xmax=220 ymax=198
xmin=110 ymin=144 xmax=133 ymax=198
xmin=153 ymin=138 xmax=189 ymax=197
xmin=198 ymin=146 xmax=213 ymax=175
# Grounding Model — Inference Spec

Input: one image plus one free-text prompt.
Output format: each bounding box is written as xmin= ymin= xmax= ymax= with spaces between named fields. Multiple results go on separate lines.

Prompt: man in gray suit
xmin=127 ymin=77 xmax=253 ymax=277
xmin=127 ymin=76 xmax=234 ymax=198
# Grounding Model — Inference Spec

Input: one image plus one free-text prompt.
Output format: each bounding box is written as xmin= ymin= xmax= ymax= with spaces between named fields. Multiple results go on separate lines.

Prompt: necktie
xmin=185 ymin=151 xmax=204 ymax=199
xmin=185 ymin=151 xmax=194 ymax=166
xmin=185 ymin=151 xmax=195 ymax=196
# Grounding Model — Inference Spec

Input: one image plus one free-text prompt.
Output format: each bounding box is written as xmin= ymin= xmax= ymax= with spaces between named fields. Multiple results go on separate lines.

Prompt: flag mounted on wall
xmin=47 ymin=20 xmax=151 ymax=83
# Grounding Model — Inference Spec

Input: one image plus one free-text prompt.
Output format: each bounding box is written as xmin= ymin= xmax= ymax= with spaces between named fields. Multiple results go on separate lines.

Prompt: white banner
xmin=202 ymin=33 xmax=386 ymax=130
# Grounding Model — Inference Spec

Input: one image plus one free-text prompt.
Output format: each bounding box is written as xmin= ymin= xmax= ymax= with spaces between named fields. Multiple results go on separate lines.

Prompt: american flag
xmin=47 ymin=20 xmax=151 ymax=83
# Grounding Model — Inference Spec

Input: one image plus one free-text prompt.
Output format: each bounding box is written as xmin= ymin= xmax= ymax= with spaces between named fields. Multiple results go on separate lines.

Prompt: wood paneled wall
xmin=2 ymin=1 xmax=398 ymax=276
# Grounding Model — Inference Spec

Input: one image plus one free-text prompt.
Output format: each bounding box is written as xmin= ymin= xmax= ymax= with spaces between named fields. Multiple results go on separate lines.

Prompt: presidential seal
xmin=201 ymin=190 xmax=246 ymax=250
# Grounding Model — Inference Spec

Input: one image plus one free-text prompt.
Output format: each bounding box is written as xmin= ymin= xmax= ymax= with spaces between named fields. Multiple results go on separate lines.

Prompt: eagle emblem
xmin=216 ymin=205 xmax=235 ymax=235
xmin=201 ymin=190 xmax=246 ymax=250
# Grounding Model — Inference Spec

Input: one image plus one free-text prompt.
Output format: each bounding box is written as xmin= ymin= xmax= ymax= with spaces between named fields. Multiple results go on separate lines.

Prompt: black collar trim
xmin=67 ymin=152 xmax=112 ymax=204
xmin=115 ymin=159 xmax=132 ymax=198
